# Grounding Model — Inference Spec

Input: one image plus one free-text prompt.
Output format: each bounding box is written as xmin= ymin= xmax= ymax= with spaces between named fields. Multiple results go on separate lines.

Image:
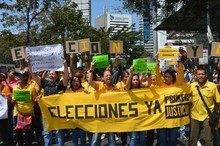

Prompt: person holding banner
xmin=88 ymin=62 xmax=119 ymax=146
xmin=12 ymin=71 xmax=38 ymax=146
xmin=0 ymin=73 xmax=13 ymax=146
xmin=155 ymin=54 xmax=184 ymax=146
xmin=125 ymin=65 xmax=149 ymax=146
xmin=66 ymin=75 xmax=87 ymax=146
xmin=28 ymin=58 xmax=69 ymax=146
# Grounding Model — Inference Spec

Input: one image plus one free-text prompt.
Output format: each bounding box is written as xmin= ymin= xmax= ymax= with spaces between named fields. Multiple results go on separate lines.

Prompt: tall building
xmin=94 ymin=9 xmax=132 ymax=35
xmin=139 ymin=15 xmax=154 ymax=54
xmin=71 ymin=0 xmax=91 ymax=25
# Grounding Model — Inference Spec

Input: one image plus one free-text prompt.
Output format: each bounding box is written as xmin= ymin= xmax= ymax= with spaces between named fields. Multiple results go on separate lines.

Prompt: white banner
xmin=26 ymin=44 xmax=64 ymax=73
xmin=0 ymin=95 xmax=8 ymax=120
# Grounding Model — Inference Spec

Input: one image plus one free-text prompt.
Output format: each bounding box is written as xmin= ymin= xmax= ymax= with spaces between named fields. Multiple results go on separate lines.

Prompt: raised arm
xmin=88 ymin=62 xmax=99 ymax=91
xmin=155 ymin=55 xmax=164 ymax=86
xmin=125 ymin=66 xmax=134 ymax=90
xmin=175 ymin=54 xmax=184 ymax=85
xmin=70 ymin=53 xmax=75 ymax=78
xmin=62 ymin=58 xmax=69 ymax=87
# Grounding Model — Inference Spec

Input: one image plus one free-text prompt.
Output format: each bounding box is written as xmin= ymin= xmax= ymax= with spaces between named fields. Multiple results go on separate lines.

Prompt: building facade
xmin=71 ymin=0 xmax=91 ymax=25
xmin=94 ymin=11 xmax=132 ymax=35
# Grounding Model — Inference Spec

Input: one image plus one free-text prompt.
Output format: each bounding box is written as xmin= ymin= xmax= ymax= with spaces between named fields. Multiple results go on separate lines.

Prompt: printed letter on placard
xmin=79 ymin=39 xmax=90 ymax=52
xmin=90 ymin=42 xmax=101 ymax=55
xmin=66 ymin=41 xmax=79 ymax=54
xmin=109 ymin=40 xmax=123 ymax=54
xmin=11 ymin=46 xmax=26 ymax=61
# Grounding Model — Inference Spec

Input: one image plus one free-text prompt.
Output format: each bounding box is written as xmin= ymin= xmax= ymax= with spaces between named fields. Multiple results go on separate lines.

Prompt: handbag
xmin=15 ymin=110 xmax=33 ymax=131
xmin=15 ymin=113 xmax=32 ymax=131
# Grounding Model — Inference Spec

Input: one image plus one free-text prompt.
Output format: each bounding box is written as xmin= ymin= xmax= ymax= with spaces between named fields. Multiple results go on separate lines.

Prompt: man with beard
xmin=190 ymin=67 xmax=220 ymax=146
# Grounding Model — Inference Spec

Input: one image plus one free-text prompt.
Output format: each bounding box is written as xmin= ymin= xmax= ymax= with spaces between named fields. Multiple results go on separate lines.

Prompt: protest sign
xmin=158 ymin=48 xmax=178 ymax=59
xmin=11 ymin=46 xmax=26 ymax=61
xmin=109 ymin=40 xmax=123 ymax=54
xmin=13 ymin=90 xmax=31 ymax=102
xmin=211 ymin=42 xmax=220 ymax=56
xmin=65 ymin=41 xmax=79 ymax=54
xmin=39 ymin=83 xmax=191 ymax=132
xmin=26 ymin=44 xmax=64 ymax=72
xmin=90 ymin=42 xmax=101 ymax=55
xmin=147 ymin=63 xmax=156 ymax=74
xmin=187 ymin=44 xmax=203 ymax=58
xmin=133 ymin=59 xmax=148 ymax=73
xmin=0 ymin=95 xmax=8 ymax=120
xmin=79 ymin=39 xmax=90 ymax=52
xmin=92 ymin=55 xmax=109 ymax=69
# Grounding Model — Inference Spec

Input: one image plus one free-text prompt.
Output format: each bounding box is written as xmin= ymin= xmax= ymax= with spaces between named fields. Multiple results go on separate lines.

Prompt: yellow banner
xmin=39 ymin=83 xmax=191 ymax=132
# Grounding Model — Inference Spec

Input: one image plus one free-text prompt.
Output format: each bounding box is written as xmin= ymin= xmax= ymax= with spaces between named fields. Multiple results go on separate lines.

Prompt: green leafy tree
xmin=0 ymin=0 xmax=63 ymax=46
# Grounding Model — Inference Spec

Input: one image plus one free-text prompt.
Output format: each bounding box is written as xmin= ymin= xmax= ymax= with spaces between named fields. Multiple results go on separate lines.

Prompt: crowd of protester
xmin=0 ymin=48 xmax=220 ymax=146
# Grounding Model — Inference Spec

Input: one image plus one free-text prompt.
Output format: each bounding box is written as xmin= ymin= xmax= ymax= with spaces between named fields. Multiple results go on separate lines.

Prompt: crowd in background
xmin=0 ymin=47 xmax=220 ymax=146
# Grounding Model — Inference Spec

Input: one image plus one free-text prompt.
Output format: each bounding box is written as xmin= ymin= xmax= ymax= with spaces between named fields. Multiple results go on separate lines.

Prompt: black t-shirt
xmin=41 ymin=78 xmax=66 ymax=96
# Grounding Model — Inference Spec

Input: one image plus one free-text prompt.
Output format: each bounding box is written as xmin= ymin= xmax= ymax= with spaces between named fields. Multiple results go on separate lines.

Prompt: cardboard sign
xmin=65 ymin=41 xmax=79 ymax=54
xmin=26 ymin=44 xmax=64 ymax=73
xmin=92 ymin=55 xmax=109 ymax=69
xmin=133 ymin=59 xmax=147 ymax=73
xmin=187 ymin=44 xmax=203 ymax=58
xmin=13 ymin=90 xmax=31 ymax=102
xmin=0 ymin=95 xmax=8 ymax=120
xmin=158 ymin=48 xmax=178 ymax=59
xmin=90 ymin=42 xmax=101 ymax=55
xmin=11 ymin=46 xmax=26 ymax=61
xmin=79 ymin=39 xmax=90 ymax=52
xmin=211 ymin=42 xmax=220 ymax=56
xmin=109 ymin=40 xmax=123 ymax=54
xmin=147 ymin=63 xmax=156 ymax=74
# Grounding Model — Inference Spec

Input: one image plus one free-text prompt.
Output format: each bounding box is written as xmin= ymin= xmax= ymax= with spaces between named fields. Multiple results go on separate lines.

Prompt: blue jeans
xmin=157 ymin=128 xmax=179 ymax=146
xmin=91 ymin=133 xmax=116 ymax=146
xmin=129 ymin=131 xmax=146 ymax=146
xmin=72 ymin=128 xmax=86 ymax=146
xmin=42 ymin=118 xmax=64 ymax=146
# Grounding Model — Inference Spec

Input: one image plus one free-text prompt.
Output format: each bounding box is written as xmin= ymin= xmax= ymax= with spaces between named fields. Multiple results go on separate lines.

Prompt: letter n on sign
xmin=11 ymin=46 xmax=26 ymax=61
xmin=90 ymin=42 xmax=101 ymax=55
xmin=109 ymin=40 xmax=123 ymax=54
xmin=65 ymin=41 xmax=79 ymax=54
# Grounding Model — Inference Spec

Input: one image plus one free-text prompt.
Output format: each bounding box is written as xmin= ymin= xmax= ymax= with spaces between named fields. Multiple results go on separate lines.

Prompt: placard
xmin=26 ymin=44 xmax=64 ymax=73
xmin=65 ymin=41 xmax=79 ymax=54
xmin=0 ymin=95 xmax=8 ymax=120
xmin=13 ymin=90 xmax=31 ymax=102
xmin=147 ymin=63 xmax=156 ymax=74
xmin=133 ymin=59 xmax=147 ymax=73
xmin=158 ymin=48 xmax=178 ymax=59
xmin=187 ymin=44 xmax=203 ymax=58
xmin=79 ymin=39 xmax=90 ymax=52
xmin=11 ymin=46 xmax=26 ymax=61
xmin=109 ymin=40 xmax=123 ymax=54
xmin=90 ymin=42 xmax=101 ymax=55
xmin=211 ymin=42 xmax=220 ymax=56
xmin=92 ymin=55 xmax=109 ymax=69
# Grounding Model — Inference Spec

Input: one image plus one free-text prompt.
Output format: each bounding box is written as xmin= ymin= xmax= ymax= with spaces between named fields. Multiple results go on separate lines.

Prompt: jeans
xmin=72 ymin=128 xmax=86 ymax=146
xmin=42 ymin=118 xmax=64 ymax=146
xmin=157 ymin=128 xmax=179 ymax=146
xmin=91 ymin=133 xmax=116 ymax=146
xmin=129 ymin=131 xmax=146 ymax=146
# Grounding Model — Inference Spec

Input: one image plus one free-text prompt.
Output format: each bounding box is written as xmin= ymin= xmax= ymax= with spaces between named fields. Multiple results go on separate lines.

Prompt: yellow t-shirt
xmin=82 ymin=81 xmax=96 ymax=93
xmin=155 ymin=63 xmax=184 ymax=86
xmin=116 ymin=81 xmax=126 ymax=90
xmin=13 ymin=84 xmax=37 ymax=116
xmin=96 ymin=82 xmax=119 ymax=92
xmin=191 ymin=81 xmax=220 ymax=121
xmin=0 ymin=84 xmax=11 ymax=95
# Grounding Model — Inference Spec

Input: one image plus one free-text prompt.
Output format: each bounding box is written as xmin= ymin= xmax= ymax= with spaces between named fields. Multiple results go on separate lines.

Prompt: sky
xmin=91 ymin=0 xmax=139 ymax=30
